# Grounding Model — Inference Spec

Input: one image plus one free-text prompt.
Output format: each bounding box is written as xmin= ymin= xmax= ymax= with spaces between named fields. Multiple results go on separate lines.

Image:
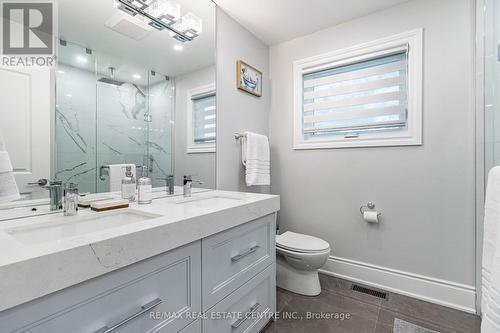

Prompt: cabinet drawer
xmin=203 ymin=264 xmax=276 ymax=333
xmin=178 ymin=319 xmax=201 ymax=333
xmin=202 ymin=214 xmax=275 ymax=310
xmin=1 ymin=241 xmax=201 ymax=333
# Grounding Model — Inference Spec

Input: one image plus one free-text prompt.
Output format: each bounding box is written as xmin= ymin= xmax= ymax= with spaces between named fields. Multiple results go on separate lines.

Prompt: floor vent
xmin=351 ymin=285 xmax=387 ymax=299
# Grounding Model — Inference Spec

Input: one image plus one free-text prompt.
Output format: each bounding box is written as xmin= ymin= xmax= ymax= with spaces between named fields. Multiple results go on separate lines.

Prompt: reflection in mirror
xmin=175 ymin=67 xmax=216 ymax=189
xmin=55 ymin=41 xmax=174 ymax=193
xmin=0 ymin=0 xmax=216 ymax=217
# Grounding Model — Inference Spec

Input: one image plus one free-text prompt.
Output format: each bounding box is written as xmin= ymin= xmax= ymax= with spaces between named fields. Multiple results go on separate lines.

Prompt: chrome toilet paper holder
xmin=359 ymin=202 xmax=381 ymax=217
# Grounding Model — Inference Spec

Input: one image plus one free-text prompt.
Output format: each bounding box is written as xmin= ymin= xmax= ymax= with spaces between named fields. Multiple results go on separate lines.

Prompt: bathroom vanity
xmin=0 ymin=191 xmax=279 ymax=333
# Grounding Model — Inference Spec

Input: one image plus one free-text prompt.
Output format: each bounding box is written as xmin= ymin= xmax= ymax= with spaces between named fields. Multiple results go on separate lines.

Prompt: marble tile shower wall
xmin=55 ymin=64 xmax=97 ymax=194
xmin=55 ymin=64 xmax=173 ymax=193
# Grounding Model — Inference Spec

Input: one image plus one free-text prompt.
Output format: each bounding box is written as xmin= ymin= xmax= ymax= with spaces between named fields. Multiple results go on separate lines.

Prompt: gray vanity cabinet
xmin=178 ymin=319 xmax=201 ymax=333
xmin=202 ymin=213 xmax=275 ymax=310
xmin=201 ymin=213 xmax=276 ymax=333
xmin=203 ymin=264 xmax=276 ymax=333
xmin=0 ymin=241 xmax=202 ymax=333
xmin=0 ymin=213 xmax=277 ymax=333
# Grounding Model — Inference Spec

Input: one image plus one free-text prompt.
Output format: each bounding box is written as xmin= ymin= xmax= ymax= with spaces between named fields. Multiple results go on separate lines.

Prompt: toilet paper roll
xmin=363 ymin=211 xmax=380 ymax=223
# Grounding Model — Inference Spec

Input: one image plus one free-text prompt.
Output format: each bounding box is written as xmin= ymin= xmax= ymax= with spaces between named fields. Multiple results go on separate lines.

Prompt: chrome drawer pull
xmin=231 ymin=303 xmax=261 ymax=329
xmin=93 ymin=298 xmax=162 ymax=333
xmin=231 ymin=245 xmax=260 ymax=262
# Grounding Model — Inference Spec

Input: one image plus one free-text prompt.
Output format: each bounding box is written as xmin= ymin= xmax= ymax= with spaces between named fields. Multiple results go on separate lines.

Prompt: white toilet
xmin=276 ymin=231 xmax=331 ymax=296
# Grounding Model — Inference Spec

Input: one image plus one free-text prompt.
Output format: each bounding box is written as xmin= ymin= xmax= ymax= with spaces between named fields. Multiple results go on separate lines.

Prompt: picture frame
xmin=236 ymin=60 xmax=262 ymax=97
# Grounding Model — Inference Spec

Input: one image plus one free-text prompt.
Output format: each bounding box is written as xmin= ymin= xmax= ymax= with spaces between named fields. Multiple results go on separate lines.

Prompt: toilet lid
xmin=276 ymin=231 xmax=330 ymax=253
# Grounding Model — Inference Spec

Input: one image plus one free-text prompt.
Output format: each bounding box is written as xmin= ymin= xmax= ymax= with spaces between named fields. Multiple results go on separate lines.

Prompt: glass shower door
xmin=55 ymin=41 xmax=97 ymax=194
xmin=56 ymin=45 xmax=174 ymax=194
xmin=95 ymin=66 xmax=149 ymax=193
xmin=96 ymin=67 xmax=173 ymax=192
xmin=146 ymin=71 xmax=174 ymax=188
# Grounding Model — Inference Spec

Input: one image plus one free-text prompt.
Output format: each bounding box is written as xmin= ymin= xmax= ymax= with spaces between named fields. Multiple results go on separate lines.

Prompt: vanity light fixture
xmin=175 ymin=12 xmax=202 ymax=38
xmin=114 ymin=0 xmax=202 ymax=42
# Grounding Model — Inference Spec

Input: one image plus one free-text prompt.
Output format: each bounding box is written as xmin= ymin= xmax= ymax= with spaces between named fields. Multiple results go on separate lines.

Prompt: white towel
xmin=242 ymin=131 xmax=270 ymax=186
xmin=0 ymin=134 xmax=20 ymax=203
xmin=109 ymin=164 xmax=136 ymax=192
xmin=482 ymin=166 xmax=500 ymax=332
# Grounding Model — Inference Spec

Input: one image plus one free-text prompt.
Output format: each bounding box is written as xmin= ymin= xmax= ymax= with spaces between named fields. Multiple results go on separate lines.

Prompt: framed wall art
xmin=236 ymin=60 xmax=262 ymax=97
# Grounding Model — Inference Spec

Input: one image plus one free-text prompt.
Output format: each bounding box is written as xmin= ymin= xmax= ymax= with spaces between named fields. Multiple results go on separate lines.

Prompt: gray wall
xmin=216 ymin=9 xmax=270 ymax=192
xmin=174 ymin=66 xmax=216 ymax=189
xmin=269 ymin=0 xmax=475 ymax=285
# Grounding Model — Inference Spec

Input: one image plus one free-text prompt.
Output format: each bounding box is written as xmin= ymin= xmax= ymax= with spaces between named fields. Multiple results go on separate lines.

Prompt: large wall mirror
xmin=0 ymin=0 xmax=216 ymax=217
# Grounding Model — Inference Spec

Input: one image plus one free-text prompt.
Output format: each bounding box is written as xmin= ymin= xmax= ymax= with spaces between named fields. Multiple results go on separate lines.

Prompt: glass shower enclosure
xmin=55 ymin=40 xmax=173 ymax=193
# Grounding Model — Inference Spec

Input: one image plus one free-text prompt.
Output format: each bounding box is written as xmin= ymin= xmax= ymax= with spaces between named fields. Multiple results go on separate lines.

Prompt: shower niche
xmin=55 ymin=41 xmax=173 ymax=193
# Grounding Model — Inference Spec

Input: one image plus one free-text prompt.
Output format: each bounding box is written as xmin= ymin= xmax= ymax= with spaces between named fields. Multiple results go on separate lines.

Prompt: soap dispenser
xmin=137 ymin=166 xmax=152 ymax=205
xmin=121 ymin=165 xmax=136 ymax=202
xmin=63 ymin=182 xmax=78 ymax=216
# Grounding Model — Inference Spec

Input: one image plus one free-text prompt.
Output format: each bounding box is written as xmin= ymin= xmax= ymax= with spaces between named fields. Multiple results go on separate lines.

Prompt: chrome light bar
xmin=115 ymin=0 xmax=197 ymax=42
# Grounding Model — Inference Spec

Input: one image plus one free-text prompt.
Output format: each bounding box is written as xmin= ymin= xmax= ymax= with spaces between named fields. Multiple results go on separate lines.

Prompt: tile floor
xmin=263 ymin=274 xmax=481 ymax=333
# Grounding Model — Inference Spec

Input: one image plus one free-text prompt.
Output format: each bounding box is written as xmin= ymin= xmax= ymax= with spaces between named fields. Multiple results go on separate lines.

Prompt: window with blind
xmin=187 ymin=84 xmax=216 ymax=153
xmin=293 ymin=29 xmax=422 ymax=149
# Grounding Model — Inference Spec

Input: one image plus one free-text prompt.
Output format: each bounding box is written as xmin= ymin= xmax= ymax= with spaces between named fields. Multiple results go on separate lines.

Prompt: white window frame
xmin=293 ymin=28 xmax=423 ymax=149
xmin=187 ymin=83 xmax=216 ymax=153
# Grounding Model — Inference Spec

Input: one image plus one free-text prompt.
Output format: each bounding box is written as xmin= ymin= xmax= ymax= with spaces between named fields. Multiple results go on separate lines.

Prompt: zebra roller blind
xmin=192 ymin=91 xmax=216 ymax=144
xmin=302 ymin=50 xmax=408 ymax=139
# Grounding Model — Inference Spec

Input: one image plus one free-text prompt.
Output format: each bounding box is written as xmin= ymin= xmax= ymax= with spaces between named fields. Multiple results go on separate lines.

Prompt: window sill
xmin=293 ymin=135 xmax=422 ymax=150
xmin=187 ymin=145 xmax=216 ymax=154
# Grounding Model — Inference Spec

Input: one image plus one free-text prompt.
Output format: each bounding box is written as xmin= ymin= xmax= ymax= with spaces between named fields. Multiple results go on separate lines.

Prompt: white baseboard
xmin=319 ymin=256 xmax=477 ymax=314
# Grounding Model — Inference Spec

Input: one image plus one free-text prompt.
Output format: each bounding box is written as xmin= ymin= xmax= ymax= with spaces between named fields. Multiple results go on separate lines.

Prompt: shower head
xmin=98 ymin=67 xmax=124 ymax=86
xmin=98 ymin=77 xmax=124 ymax=86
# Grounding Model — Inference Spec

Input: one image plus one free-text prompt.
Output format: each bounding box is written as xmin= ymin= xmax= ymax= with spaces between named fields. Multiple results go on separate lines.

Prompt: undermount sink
xmin=175 ymin=193 xmax=244 ymax=208
xmin=5 ymin=210 xmax=162 ymax=245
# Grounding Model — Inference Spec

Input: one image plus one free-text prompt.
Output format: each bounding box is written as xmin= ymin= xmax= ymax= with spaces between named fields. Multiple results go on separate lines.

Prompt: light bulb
xmin=179 ymin=12 xmax=202 ymax=37
xmin=162 ymin=0 xmax=181 ymax=22
xmin=146 ymin=0 xmax=180 ymax=25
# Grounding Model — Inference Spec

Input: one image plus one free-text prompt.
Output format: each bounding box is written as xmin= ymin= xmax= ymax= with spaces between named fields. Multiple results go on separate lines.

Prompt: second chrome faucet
xmin=183 ymin=175 xmax=203 ymax=197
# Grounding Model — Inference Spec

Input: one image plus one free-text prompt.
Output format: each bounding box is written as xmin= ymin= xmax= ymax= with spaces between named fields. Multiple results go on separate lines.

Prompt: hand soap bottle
xmin=63 ymin=182 xmax=79 ymax=216
xmin=121 ymin=166 xmax=136 ymax=202
xmin=137 ymin=166 xmax=152 ymax=205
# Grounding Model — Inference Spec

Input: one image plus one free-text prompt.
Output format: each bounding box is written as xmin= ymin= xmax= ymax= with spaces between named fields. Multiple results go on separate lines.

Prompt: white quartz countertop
xmin=0 ymin=190 xmax=280 ymax=311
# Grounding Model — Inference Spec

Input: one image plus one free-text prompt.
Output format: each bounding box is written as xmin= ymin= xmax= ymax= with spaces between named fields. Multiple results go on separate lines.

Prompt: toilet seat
xmin=276 ymin=231 xmax=330 ymax=253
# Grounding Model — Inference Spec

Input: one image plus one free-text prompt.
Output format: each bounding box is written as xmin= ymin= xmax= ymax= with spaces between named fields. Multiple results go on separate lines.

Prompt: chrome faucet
xmin=44 ymin=180 xmax=63 ymax=211
xmin=183 ymin=175 xmax=204 ymax=197
xmin=157 ymin=174 xmax=174 ymax=195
